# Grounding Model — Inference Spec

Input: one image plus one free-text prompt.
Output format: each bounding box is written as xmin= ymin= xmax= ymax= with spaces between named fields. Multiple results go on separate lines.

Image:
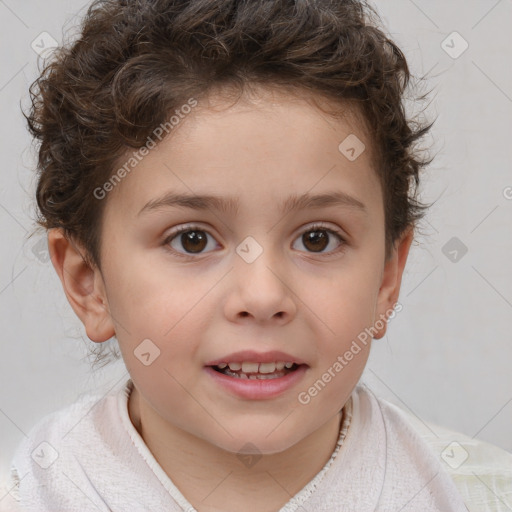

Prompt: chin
xmin=197 ymin=423 xmax=308 ymax=456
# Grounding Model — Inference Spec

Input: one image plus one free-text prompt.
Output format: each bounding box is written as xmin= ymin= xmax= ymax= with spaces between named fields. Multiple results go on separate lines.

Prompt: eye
xmin=292 ymin=224 xmax=346 ymax=255
xmin=163 ymin=223 xmax=346 ymax=259
xmin=164 ymin=225 xmax=219 ymax=257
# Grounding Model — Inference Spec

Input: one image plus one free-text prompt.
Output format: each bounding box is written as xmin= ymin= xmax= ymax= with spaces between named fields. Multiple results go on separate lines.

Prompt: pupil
xmin=303 ymin=230 xmax=328 ymax=252
xmin=182 ymin=231 xmax=207 ymax=253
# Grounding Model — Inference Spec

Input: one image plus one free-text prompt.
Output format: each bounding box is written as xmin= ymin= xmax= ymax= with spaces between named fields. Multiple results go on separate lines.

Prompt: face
xmin=55 ymin=86 xmax=410 ymax=455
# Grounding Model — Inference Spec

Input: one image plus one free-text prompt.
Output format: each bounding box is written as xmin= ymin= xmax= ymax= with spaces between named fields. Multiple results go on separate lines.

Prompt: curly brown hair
xmin=27 ymin=0 xmax=434 ymax=301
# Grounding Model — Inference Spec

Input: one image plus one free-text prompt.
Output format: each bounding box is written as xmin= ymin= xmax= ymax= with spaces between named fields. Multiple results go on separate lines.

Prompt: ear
xmin=372 ymin=227 xmax=414 ymax=340
xmin=47 ymin=228 xmax=115 ymax=343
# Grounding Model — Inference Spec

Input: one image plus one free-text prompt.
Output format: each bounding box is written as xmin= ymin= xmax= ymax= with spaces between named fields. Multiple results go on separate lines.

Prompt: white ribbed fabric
xmin=395 ymin=402 xmax=512 ymax=512
xmin=2 ymin=379 xmax=510 ymax=511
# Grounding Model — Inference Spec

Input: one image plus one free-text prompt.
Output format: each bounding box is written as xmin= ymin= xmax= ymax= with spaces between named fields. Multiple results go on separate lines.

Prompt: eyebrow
xmin=137 ymin=190 xmax=367 ymax=217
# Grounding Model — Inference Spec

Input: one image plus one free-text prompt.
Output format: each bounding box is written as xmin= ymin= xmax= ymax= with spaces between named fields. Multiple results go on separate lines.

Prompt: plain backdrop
xmin=0 ymin=0 xmax=511 ymax=490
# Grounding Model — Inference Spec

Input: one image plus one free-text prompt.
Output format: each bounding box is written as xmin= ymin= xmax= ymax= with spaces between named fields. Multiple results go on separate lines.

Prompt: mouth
xmin=210 ymin=361 xmax=301 ymax=380
xmin=204 ymin=350 xmax=308 ymax=399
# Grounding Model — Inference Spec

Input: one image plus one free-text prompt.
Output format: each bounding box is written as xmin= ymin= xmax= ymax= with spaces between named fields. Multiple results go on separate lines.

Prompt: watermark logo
xmin=134 ymin=338 xmax=161 ymax=366
xmin=236 ymin=236 xmax=264 ymax=264
xmin=338 ymin=134 xmax=366 ymax=162
xmin=442 ymin=236 xmax=468 ymax=263
xmin=93 ymin=98 xmax=198 ymax=200
xmin=31 ymin=32 xmax=59 ymax=58
xmin=441 ymin=31 xmax=469 ymax=60
xmin=31 ymin=235 xmax=50 ymax=264
xmin=31 ymin=441 xmax=59 ymax=469
xmin=441 ymin=441 xmax=469 ymax=469
xmin=236 ymin=442 xmax=262 ymax=469
xmin=297 ymin=302 xmax=402 ymax=405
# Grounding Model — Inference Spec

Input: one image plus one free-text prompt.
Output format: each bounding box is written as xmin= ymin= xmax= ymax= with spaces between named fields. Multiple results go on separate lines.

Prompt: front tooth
xmin=284 ymin=362 xmax=294 ymax=368
xmin=228 ymin=362 xmax=242 ymax=371
xmin=241 ymin=362 xmax=259 ymax=373
xmin=275 ymin=362 xmax=285 ymax=370
xmin=259 ymin=362 xmax=277 ymax=374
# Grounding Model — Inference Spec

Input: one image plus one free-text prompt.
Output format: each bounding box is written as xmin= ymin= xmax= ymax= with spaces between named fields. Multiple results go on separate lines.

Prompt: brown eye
xmin=180 ymin=230 xmax=207 ymax=253
xmin=166 ymin=227 xmax=218 ymax=256
xmin=292 ymin=225 xmax=345 ymax=255
xmin=302 ymin=230 xmax=329 ymax=252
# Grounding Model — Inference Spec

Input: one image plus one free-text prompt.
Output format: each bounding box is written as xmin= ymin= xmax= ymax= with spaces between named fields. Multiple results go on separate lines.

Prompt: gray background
xmin=0 ymin=0 xmax=511 ymax=492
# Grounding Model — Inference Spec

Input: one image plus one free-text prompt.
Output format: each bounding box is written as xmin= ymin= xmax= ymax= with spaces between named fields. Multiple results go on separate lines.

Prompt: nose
xmin=223 ymin=244 xmax=297 ymax=325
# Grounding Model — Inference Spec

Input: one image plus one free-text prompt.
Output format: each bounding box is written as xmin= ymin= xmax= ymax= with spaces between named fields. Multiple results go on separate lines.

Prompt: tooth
xmin=242 ymin=362 xmax=259 ymax=373
xmin=275 ymin=362 xmax=285 ymax=370
xmin=239 ymin=372 xmax=249 ymax=379
xmin=259 ymin=362 xmax=277 ymax=374
xmin=284 ymin=362 xmax=294 ymax=368
xmin=257 ymin=373 xmax=281 ymax=380
xmin=228 ymin=362 xmax=242 ymax=371
xmin=217 ymin=363 xmax=227 ymax=369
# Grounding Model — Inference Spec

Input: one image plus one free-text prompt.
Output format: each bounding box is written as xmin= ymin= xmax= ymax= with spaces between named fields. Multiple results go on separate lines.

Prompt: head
xmin=27 ymin=0 xmax=433 ymax=454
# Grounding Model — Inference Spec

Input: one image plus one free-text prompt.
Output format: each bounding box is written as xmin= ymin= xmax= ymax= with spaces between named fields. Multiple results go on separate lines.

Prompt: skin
xmin=48 ymin=85 xmax=413 ymax=512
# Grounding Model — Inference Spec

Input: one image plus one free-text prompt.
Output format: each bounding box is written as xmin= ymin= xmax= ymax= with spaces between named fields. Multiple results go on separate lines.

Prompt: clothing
xmin=396 ymin=406 xmax=512 ymax=511
xmin=3 ymin=379 xmax=511 ymax=511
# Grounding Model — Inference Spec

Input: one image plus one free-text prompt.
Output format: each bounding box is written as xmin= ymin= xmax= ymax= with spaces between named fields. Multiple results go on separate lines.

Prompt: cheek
xmin=299 ymin=259 xmax=382 ymax=342
xmin=103 ymin=256 xmax=220 ymax=397
xmin=105 ymin=250 xmax=212 ymax=334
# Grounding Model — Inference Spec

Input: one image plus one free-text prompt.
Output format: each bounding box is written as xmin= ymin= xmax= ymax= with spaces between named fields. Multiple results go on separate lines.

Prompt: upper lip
xmin=205 ymin=350 xmax=306 ymax=366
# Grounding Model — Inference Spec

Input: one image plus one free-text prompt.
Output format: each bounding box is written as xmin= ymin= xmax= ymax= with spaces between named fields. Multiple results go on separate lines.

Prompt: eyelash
xmin=162 ymin=223 xmax=347 ymax=260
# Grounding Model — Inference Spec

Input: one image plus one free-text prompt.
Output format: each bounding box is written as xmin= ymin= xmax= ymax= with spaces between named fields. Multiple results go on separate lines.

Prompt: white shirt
xmin=2 ymin=379 xmax=511 ymax=511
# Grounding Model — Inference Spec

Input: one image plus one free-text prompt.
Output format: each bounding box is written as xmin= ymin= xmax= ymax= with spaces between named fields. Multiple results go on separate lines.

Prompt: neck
xmin=128 ymin=385 xmax=343 ymax=512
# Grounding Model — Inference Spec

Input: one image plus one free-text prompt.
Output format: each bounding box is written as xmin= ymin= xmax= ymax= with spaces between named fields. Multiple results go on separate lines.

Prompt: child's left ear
xmin=373 ymin=227 xmax=414 ymax=340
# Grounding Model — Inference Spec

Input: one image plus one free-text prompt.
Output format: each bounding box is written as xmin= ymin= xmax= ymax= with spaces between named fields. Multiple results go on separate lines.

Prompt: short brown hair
xmin=27 ymin=0 xmax=434 ymax=273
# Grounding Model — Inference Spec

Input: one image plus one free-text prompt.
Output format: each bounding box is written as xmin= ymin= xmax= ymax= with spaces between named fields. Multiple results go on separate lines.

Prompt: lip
xmin=204 ymin=364 xmax=308 ymax=400
xmin=204 ymin=350 xmax=306 ymax=367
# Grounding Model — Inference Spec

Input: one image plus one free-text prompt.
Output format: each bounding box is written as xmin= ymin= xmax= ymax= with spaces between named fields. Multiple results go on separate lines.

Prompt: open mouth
xmin=210 ymin=361 xmax=301 ymax=380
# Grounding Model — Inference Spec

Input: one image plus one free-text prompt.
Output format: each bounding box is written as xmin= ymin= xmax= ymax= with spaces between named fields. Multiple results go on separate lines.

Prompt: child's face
xmin=55 ymin=87 xmax=411 ymax=454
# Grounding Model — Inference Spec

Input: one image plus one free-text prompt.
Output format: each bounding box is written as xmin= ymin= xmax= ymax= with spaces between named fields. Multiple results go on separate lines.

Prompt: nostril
xmin=237 ymin=311 xmax=284 ymax=319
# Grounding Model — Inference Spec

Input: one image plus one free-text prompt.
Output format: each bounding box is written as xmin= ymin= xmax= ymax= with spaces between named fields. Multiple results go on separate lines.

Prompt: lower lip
xmin=204 ymin=365 xmax=308 ymax=400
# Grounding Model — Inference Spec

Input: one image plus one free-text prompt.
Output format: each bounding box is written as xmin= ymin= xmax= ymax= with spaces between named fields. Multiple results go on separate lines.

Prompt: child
xmin=5 ymin=0 xmax=511 ymax=510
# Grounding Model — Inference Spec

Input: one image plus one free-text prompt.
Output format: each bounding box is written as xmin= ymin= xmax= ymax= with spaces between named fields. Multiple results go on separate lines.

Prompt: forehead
xmin=105 ymin=85 xmax=382 ymax=220
xmin=183 ymin=84 xmax=377 ymax=166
